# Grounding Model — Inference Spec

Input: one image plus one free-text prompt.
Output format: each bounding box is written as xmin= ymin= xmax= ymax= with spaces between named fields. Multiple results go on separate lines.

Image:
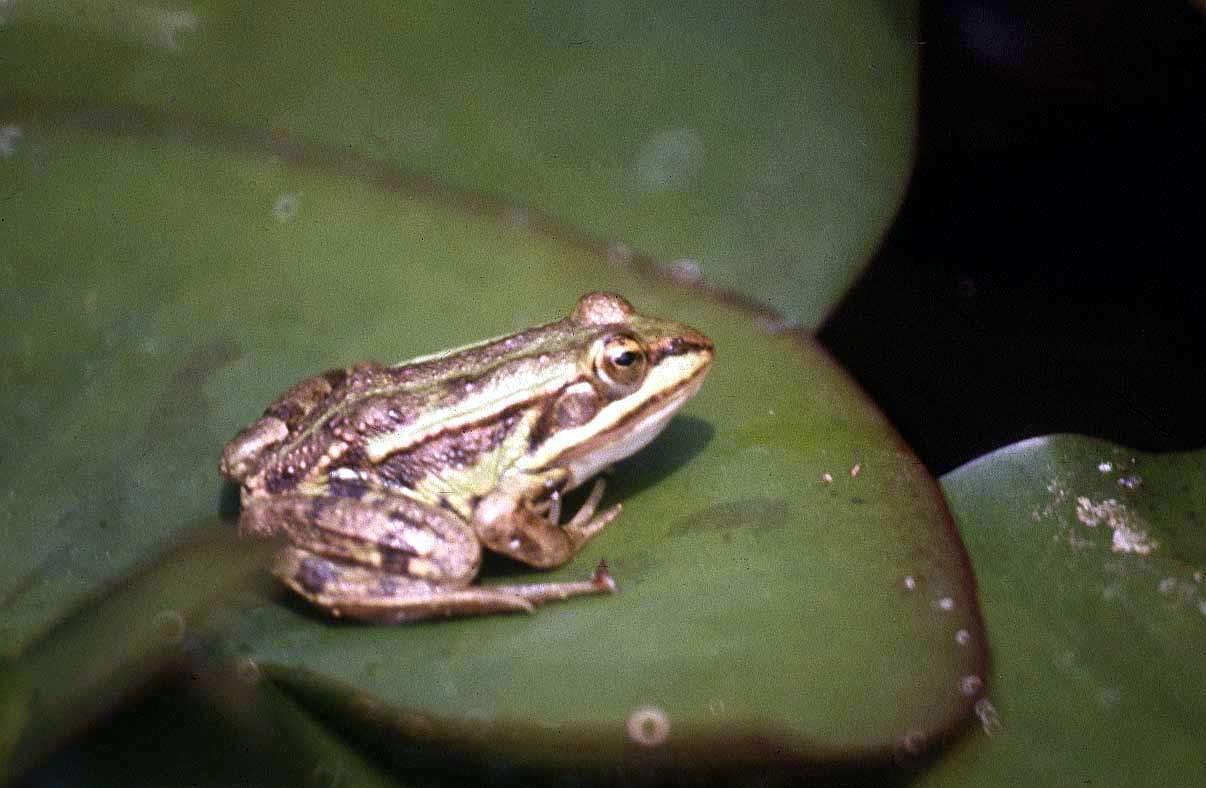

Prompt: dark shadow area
xmin=605 ymin=414 xmax=716 ymax=500
xmin=270 ymin=669 xmax=936 ymax=788
xmin=17 ymin=669 xmax=927 ymax=788
xmin=820 ymin=0 xmax=1206 ymax=475
xmin=14 ymin=677 xmax=280 ymax=788
xmin=217 ymin=480 xmax=242 ymax=520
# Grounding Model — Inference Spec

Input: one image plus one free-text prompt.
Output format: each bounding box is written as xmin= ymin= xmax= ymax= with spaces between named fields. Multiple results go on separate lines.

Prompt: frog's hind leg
xmin=274 ymin=546 xmax=616 ymax=624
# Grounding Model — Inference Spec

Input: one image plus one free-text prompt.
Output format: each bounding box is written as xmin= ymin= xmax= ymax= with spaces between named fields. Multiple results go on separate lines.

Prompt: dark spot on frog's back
xmin=378 ymin=412 xmax=519 ymax=488
xmin=377 ymin=576 xmax=400 ymax=597
xmin=297 ymin=557 xmax=338 ymax=594
xmin=668 ymin=498 xmax=793 ymax=537
xmin=264 ymin=464 xmax=300 ymax=494
xmin=375 ymin=545 xmax=419 ymax=572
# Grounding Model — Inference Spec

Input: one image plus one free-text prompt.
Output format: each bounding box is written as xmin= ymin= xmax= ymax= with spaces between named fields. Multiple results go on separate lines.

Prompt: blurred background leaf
xmin=1 ymin=0 xmax=917 ymax=325
xmin=924 ymin=436 xmax=1206 ymax=786
xmin=1 ymin=526 xmax=276 ymax=782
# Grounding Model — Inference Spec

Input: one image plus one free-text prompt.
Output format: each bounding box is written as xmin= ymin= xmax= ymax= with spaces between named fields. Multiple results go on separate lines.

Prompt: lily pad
xmin=923 ymin=436 xmax=1205 ymax=787
xmin=0 ymin=525 xmax=277 ymax=782
xmin=0 ymin=118 xmax=980 ymax=774
xmin=0 ymin=0 xmax=917 ymax=325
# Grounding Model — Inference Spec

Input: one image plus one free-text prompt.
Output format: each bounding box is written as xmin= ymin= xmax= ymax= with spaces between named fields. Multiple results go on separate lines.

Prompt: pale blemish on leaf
xmin=636 ymin=128 xmax=704 ymax=193
xmin=273 ymin=192 xmax=302 ymax=223
xmin=1031 ymin=473 xmax=1070 ymax=522
xmin=1075 ymin=497 xmax=1159 ymax=555
xmin=666 ymin=257 xmax=703 ymax=283
xmin=626 ymin=706 xmax=670 ymax=747
xmin=0 ymin=125 xmax=22 ymax=157
xmin=134 ymin=6 xmax=198 ymax=51
xmin=974 ymin=697 xmax=1002 ymax=736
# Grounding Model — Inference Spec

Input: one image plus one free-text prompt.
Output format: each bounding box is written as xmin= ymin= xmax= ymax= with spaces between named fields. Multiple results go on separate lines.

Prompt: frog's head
xmin=526 ymin=292 xmax=714 ymax=488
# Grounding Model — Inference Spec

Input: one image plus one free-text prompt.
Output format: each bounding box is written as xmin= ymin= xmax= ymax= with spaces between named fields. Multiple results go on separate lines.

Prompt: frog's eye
xmin=594 ymin=334 xmax=648 ymax=395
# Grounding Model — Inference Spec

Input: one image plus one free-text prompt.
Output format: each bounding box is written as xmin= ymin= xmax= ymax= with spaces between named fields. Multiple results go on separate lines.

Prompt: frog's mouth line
xmin=559 ymin=365 xmax=711 ymax=489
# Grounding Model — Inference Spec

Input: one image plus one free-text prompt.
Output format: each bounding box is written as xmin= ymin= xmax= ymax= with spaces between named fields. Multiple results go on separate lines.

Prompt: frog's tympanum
xmin=220 ymin=293 xmax=714 ymax=622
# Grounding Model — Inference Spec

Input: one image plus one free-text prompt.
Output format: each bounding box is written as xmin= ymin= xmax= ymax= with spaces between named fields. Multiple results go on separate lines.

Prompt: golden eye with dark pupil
xmin=595 ymin=335 xmax=647 ymax=394
xmin=613 ymin=350 xmax=638 ymax=367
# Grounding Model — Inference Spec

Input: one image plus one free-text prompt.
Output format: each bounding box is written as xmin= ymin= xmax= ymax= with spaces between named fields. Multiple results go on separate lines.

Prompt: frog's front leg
xmin=473 ymin=472 xmax=622 ymax=568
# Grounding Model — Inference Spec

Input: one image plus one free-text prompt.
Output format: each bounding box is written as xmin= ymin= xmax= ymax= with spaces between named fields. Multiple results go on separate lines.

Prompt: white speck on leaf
xmin=607 ymin=242 xmax=633 ymax=265
xmin=505 ymin=206 xmax=528 ymax=227
xmin=153 ymin=609 xmax=186 ymax=644
xmin=139 ymin=7 xmax=198 ymax=50
xmin=975 ymin=697 xmax=1002 ymax=736
xmin=0 ymin=125 xmax=22 ymax=157
xmin=752 ymin=313 xmax=799 ymax=334
xmin=273 ymin=192 xmax=301 ymax=223
xmin=667 ymin=258 xmax=701 ymax=283
xmin=897 ymin=730 xmax=926 ymax=759
xmin=627 ymin=706 xmax=670 ymax=747
xmin=636 ymin=128 xmax=704 ymax=192
xmin=236 ymin=657 xmax=261 ymax=684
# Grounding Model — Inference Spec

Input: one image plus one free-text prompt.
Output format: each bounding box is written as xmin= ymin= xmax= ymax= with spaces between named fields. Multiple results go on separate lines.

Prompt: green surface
xmin=0 ymin=527 xmax=277 ymax=781
xmin=0 ymin=0 xmax=917 ymax=325
xmin=5 ymin=4 xmax=1200 ymax=783
xmin=927 ymin=436 xmax=1206 ymax=787
xmin=0 ymin=119 xmax=977 ymax=775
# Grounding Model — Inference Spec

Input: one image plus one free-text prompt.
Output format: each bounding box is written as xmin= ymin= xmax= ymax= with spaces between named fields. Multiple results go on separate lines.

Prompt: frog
xmin=219 ymin=292 xmax=714 ymax=623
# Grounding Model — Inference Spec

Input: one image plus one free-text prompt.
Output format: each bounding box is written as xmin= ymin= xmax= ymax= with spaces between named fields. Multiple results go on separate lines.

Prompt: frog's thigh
xmin=275 ymin=546 xmax=616 ymax=624
xmin=262 ymin=362 xmax=386 ymax=425
xmin=241 ymin=492 xmax=479 ymax=583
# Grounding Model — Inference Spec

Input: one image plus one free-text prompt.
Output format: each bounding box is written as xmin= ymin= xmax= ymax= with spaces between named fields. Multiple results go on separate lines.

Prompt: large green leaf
xmin=926 ymin=436 xmax=1205 ymax=787
xmin=0 ymin=117 xmax=977 ymax=775
xmin=1 ymin=0 xmax=917 ymax=325
xmin=0 ymin=526 xmax=277 ymax=781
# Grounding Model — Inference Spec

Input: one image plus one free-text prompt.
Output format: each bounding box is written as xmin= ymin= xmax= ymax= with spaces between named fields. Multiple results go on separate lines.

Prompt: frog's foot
xmin=561 ymin=478 xmax=623 ymax=544
xmin=275 ymin=547 xmax=614 ymax=624
xmin=489 ymin=558 xmax=618 ymax=602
